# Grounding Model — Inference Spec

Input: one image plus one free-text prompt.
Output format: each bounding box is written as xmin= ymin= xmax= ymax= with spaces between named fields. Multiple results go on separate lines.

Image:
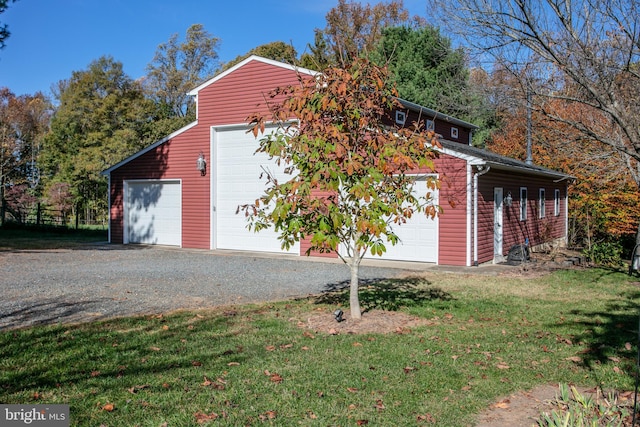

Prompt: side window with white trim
xmin=539 ymin=188 xmax=545 ymax=218
xmin=520 ymin=187 xmax=528 ymax=221
xmin=554 ymin=189 xmax=561 ymax=216
xmin=426 ymin=119 xmax=435 ymax=131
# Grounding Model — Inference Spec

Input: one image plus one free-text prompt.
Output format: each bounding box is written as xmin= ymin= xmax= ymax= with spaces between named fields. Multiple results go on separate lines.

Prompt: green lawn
xmin=0 ymin=225 xmax=107 ymax=250
xmin=1 ymin=260 xmax=638 ymax=426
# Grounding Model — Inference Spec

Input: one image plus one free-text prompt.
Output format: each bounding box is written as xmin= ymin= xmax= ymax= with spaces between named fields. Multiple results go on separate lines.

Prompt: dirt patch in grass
xmin=304 ymin=309 xmax=430 ymax=335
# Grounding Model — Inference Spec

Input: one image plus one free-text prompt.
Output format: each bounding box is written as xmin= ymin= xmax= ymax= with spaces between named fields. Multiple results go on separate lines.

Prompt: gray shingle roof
xmin=440 ymin=139 xmax=574 ymax=181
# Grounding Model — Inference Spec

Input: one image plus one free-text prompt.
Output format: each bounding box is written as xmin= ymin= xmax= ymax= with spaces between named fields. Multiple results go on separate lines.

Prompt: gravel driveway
xmin=0 ymin=245 xmax=418 ymax=330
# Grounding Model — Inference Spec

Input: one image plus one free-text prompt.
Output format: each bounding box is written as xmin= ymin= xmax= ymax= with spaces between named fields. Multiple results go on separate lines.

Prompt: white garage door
xmin=125 ymin=180 xmax=181 ymax=246
xmin=365 ymin=177 xmax=438 ymax=263
xmin=214 ymin=127 xmax=300 ymax=254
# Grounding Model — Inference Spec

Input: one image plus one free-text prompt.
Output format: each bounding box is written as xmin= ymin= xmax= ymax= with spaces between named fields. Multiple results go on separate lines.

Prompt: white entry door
xmin=494 ymin=187 xmax=504 ymax=261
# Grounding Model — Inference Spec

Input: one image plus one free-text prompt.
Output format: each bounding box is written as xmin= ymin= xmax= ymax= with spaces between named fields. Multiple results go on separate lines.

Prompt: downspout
xmin=107 ymin=174 xmax=111 ymax=243
xmin=473 ymin=164 xmax=490 ymax=266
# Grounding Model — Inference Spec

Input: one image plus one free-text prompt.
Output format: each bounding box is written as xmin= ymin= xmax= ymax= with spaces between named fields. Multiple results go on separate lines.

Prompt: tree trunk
xmin=349 ymin=256 xmax=362 ymax=320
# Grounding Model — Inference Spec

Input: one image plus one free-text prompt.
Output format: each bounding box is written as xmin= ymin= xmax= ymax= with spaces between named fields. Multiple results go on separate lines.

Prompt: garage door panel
xmin=364 ymin=178 xmax=438 ymax=263
xmin=214 ymin=128 xmax=299 ymax=254
xmin=126 ymin=181 xmax=181 ymax=246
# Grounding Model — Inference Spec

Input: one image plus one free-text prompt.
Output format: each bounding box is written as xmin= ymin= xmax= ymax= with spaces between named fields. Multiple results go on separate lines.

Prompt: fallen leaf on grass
xmin=194 ymin=411 xmax=219 ymax=423
xmin=496 ymin=362 xmax=510 ymax=369
xmin=356 ymin=420 xmax=369 ymax=425
xmin=101 ymin=403 xmax=115 ymax=412
xmin=264 ymin=370 xmax=283 ymax=383
xmin=150 ymin=346 xmax=161 ymax=352
xmin=259 ymin=410 xmax=277 ymax=421
xmin=417 ymin=413 xmax=436 ymax=423
xmin=202 ymin=376 xmax=226 ymax=389
xmin=128 ymin=385 xmax=150 ymax=394
xmin=566 ymin=356 xmax=582 ymax=363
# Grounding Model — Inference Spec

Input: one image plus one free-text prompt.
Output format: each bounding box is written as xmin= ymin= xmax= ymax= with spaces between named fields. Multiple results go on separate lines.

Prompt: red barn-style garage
xmin=103 ymin=56 xmax=572 ymax=267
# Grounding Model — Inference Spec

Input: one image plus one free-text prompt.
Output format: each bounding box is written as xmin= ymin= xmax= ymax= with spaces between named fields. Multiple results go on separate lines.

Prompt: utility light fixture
xmin=196 ymin=152 xmax=207 ymax=176
xmin=504 ymin=191 xmax=513 ymax=207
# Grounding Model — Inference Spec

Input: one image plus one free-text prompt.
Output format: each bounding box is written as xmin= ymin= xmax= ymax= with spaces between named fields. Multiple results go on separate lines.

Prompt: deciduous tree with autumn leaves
xmin=242 ymin=58 xmax=440 ymax=319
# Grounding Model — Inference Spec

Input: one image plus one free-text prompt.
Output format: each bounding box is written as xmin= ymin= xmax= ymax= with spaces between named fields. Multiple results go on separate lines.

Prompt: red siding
xmin=108 ymin=59 xmax=310 ymax=249
xmin=476 ymin=170 xmax=567 ymax=264
xmin=197 ymin=61 xmax=306 ymax=126
xmin=107 ymin=57 xmax=567 ymax=267
xmin=435 ymin=155 xmax=469 ymax=266
xmin=399 ymin=108 xmax=472 ymax=145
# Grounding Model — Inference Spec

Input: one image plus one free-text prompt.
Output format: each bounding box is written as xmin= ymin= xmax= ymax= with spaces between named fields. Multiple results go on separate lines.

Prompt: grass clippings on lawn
xmin=1 ymin=266 xmax=639 ymax=426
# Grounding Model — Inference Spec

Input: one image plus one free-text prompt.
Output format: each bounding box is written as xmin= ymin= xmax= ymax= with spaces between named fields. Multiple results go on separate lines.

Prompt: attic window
xmin=395 ymin=110 xmax=406 ymax=125
xmin=426 ymin=119 xmax=435 ymax=132
xmin=451 ymin=127 xmax=459 ymax=139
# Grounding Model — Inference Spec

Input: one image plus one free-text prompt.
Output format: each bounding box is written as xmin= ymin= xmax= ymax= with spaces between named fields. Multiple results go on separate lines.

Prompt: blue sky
xmin=0 ymin=0 xmax=427 ymax=98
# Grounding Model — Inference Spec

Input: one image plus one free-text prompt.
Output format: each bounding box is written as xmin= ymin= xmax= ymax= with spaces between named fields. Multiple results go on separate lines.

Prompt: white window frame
xmin=451 ymin=127 xmax=459 ymax=139
xmin=554 ymin=189 xmax=561 ymax=216
xmin=520 ymin=187 xmax=528 ymax=221
xmin=426 ymin=119 xmax=435 ymax=131
xmin=539 ymin=188 xmax=546 ymax=218
xmin=395 ymin=110 xmax=406 ymax=125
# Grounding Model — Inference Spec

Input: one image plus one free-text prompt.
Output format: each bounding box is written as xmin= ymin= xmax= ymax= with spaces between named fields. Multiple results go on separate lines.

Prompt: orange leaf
xmin=194 ymin=411 xmax=219 ymax=423
xmin=102 ymin=403 xmax=115 ymax=412
xmin=269 ymin=373 xmax=283 ymax=383
xmin=493 ymin=400 xmax=510 ymax=409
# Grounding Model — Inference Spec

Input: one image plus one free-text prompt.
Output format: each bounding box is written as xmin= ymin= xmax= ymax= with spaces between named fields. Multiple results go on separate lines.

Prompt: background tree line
xmin=1 ymin=0 xmax=638 ymax=256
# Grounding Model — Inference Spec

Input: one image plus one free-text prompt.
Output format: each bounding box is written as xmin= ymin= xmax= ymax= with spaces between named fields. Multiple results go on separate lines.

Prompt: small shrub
xmin=582 ymin=241 xmax=625 ymax=268
xmin=537 ymin=384 xmax=631 ymax=427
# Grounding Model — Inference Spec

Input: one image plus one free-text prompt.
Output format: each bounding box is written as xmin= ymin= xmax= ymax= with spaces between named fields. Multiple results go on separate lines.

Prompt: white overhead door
xmin=125 ymin=180 xmax=181 ymax=246
xmin=365 ymin=177 xmax=438 ymax=263
xmin=214 ymin=127 xmax=300 ymax=254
